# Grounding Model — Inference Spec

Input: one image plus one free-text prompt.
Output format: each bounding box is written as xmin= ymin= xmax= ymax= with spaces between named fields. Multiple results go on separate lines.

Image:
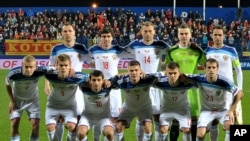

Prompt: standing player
xmin=77 ymin=70 xmax=115 ymax=141
xmin=44 ymin=23 xmax=92 ymax=141
xmin=45 ymin=54 xmax=89 ymax=141
xmin=188 ymin=58 xmax=243 ymax=141
xmin=125 ymin=21 xmax=170 ymax=141
xmin=153 ymin=61 xmax=196 ymax=141
xmin=165 ymin=23 xmax=206 ymax=141
xmin=205 ymin=25 xmax=243 ymax=141
xmin=5 ymin=55 xmax=52 ymax=141
xmin=114 ymin=60 xmax=156 ymax=141
xmin=88 ymin=26 xmax=133 ymax=141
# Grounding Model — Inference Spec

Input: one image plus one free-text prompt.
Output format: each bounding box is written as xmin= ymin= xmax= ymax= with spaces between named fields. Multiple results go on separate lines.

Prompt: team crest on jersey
xmin=223 ymin=55 xmax=229 ymax=61
xmin=188 ymin=51 xmax=194 ymax=56
xmin=24 ymin=82 xmax=31 ymax=85
xmin=112 ymin=55 xmax=117 ymax=60
xmin=216 ymin=91 xmax=221 ymax=96
xmin=171 ymin=92 xmax=177 ymax=95
xmin=206 ymin=89 xmax=213 ymax=94
xmin=180 ymin=51 xmax=186 ymax=55
xmin=95 ymin=96 xmax=101 ymax=100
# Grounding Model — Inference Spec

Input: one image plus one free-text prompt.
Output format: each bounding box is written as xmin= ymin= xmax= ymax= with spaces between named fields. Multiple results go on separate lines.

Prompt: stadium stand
xmin=0 ymin=7 xmax=249 ymax=56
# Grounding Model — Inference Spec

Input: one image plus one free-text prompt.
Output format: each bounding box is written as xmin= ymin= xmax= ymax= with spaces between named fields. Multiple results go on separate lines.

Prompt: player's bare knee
xmin=196 ymin=132 xmax=205 ymax=140
xmin=46 ymin=124 xmax=56 ymax=132
xmin=181 ymin=127 xmax=190 ymax=134
xmin=143 ymin=121 xmax=152 ymax=133
xmin=30 ymin=119 xmax=39 ymax=128
xmin=77 ymin=125 xmax=88 ymax=139
xmin=196 ymin=128 xmax=206 ymax=139
xmin=66 ymin=122 xmax=76 ymax=132
xmin=159 ymin=125 xmax=168 ymax=134
xmin=104 ymin=127 xmax=114 ymax=141
xmin=103 ymin=126 xmax=114 ymax=134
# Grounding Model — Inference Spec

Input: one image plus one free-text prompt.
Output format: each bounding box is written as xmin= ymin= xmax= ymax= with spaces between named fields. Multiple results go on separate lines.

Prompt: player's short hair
xmin=89 ymin=70 xmax=104 ymax=79
xmin=23 ymin=55 xmax=36 ymax=63
xmin=212 ymin=25 xmax=223 ymax=32
xmin=141 ymin=21 xmax=155 ymax=29
xmin=62 ymin=23 xmax=75 ymax=31
xmin=178 ymin=23 xmax=191 ymax=32
xmin=56 ymin=54 xmax=71 ymax=63
xmin=99 ymin=26 xmax=114 ymax=37
xmin=167 ymin=61 xmax=180 ymax=69
xmin=128 ymin=60 xmax=141 ymax=67
xmin=205 ymin=58 xmax=219 ymax=67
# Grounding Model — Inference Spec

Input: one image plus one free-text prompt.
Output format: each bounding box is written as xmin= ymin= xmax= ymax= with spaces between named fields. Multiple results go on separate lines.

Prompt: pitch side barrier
xmin=1 ymin=56 xmax=250 ymax=70
xmin=0 ymin=55 xmax=133 ymax=70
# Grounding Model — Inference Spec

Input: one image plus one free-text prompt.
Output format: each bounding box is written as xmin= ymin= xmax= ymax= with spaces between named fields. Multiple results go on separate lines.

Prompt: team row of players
xmin=5 ymin=21 xmax=243 ymax=141
xmin=6 ymin=54 xmax=242 ymax=141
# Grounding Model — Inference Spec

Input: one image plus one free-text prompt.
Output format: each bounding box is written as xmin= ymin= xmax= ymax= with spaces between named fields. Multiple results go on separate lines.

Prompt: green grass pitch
xmin=0 ymin=69 xmax=249 ymax=140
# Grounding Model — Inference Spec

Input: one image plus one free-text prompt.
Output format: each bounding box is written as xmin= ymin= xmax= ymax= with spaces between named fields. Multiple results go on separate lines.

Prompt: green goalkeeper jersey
xmin=165 ymin=46 xmax=206 ymax=74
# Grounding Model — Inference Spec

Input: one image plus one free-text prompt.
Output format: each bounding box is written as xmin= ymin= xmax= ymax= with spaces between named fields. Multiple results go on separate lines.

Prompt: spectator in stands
xmin=56 ymin=9 xmax=63 ymax=20
xmin=139 ymin=12 xmax=145 ymax=21
xmin=0 ymin=17 xmax=5 ymax=26
xmin=0 ymin=7 xmax=246 ymax=63
xmin=228 ymin=33 xmax=235 ymax=46
xmin=166 ymin=8 xmax=172 ymax=20
xmin=0 ymin=33 xmax=3 ymax=43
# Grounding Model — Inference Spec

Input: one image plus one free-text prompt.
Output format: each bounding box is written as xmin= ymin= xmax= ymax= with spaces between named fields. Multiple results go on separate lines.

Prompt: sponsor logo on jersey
xmin=112 ymin=55 xmax=117 ymax=60
xmin=188 ymin=51 xmax=194 ymax=56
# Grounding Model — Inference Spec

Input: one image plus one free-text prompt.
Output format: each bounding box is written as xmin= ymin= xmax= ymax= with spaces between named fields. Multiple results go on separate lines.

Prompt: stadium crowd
xmin=0 ymin=7 xmax=249 ymax=54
